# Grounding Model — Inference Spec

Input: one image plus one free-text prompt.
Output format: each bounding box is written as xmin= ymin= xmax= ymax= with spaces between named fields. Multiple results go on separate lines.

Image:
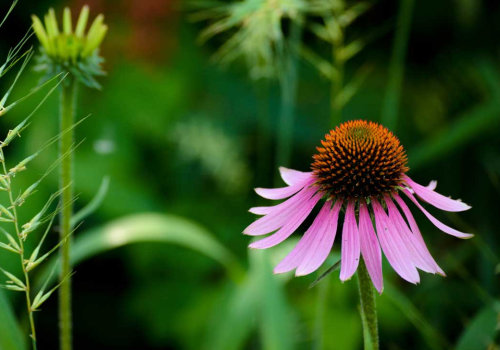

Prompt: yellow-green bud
xmin=32 ymin=6 xmax=108 ymax=88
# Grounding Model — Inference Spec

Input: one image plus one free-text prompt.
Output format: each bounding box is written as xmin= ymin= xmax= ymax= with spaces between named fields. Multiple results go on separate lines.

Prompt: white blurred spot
xmin=93 ymin=139 xmax=115 ymax=154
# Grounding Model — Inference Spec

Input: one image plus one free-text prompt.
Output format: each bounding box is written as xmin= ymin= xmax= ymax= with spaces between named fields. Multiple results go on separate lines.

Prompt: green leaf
xmin=37 ymin=213 xmax=243 ymax=289
xmin=456 ymin=302 xmax=500 ymax=350
xmin=0 ymin=289 xmax=26 ymax=350
xmin=255 ymin=249 xmax=295 ymax=350
xmin=203 ymin=274 xmax=259 ymax=350
xmin=203 ymin=247 xmax=296 ymax=350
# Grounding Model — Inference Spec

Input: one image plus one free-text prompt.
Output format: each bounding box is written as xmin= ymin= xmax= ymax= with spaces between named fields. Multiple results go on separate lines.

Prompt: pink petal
xmin=244 ymin=184 xmax=317 ymax=236
xmin=384 ymin=195 xmax=443 ymax=274
xmin=393 ymin=194 xmax=445 ymax=276
xmin=249 ymin=206 xmax=271 ymax=215
xmin=427 ymin=180 xmax=437 ymax=191
xmin=254 ymin=186 xmax=303 ymax=201
xmin=296 ymin=200 xmax=342 ymax=276
xmin=358 ymin=201 xmax=383 ymax=293
xmin=273 ymin=202 xmax=331 ymax=274
xmin=255 ymin=174 xmax=314 ymax=200
xmin=372 ymin=200 xmax=420 ymax=284
xmin=279 ymin=167 xmax=313 ymax=186
xmin=403 ymin=176 xmax=471 ymax=212
xmin=339 ymin=200 xmax=360 ymax=281
xmin=402 ymin=189 xmax=474 ymax=239
xmin=249 ymin=193 xmax=322 ymax=249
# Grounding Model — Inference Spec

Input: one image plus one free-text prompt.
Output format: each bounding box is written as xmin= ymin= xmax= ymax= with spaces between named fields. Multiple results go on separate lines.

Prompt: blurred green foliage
xmin=0 ymin=0 xmax=499 ymax=349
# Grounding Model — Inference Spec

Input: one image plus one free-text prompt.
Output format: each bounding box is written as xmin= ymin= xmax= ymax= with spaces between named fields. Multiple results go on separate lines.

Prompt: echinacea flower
xmin=244 ymin=120 xmax=472 ymax=293
xmin=31 ymin=6 xmax=107 ymax=88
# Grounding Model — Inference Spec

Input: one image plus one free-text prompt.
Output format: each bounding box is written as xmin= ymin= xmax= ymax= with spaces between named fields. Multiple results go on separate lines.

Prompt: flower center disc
xmin=311 ymin=120 xmax=409 ymax=199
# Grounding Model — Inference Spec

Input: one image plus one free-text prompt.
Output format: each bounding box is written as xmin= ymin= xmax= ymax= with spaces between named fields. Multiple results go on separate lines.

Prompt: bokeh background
xmin=0 ymin=0 xmax=499 ymax=349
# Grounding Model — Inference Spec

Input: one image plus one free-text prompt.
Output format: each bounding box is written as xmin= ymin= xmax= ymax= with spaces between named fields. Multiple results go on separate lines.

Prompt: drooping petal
xmin=403 ymin=176 xmax=471 ymax=212
xmin=273 ymin=201 xmax=332 ymax=274
xmin=391 ymin=195 xmax=445 ymax=275
xmin=244 ymin=184 xmax=317 ymax=236
xmin=358 ymin=201 xmax=383 ymax=293
xmin=339 ymin=200 xmax=360 ymax=281
xmin=372 ymin=200 xmax=420 ymax=284
xmin=254 ymin=185 xmax=303 ymax=201
xmin=296 ymin=200 xmax=343 ymax=276
xmin=255 ymin=173 xmax=314 ymax=200
xmin=249 ymin=206 xmax=271 ymax=215
xmin=384 ymin=195 xmax=443 ymax=275
xmin=427 ymin=180 xmax=437 ymax=191
xmin=249 ymin=193 xmax=322 ymax=249
xmin=279 ymin=167 xmax=312 ymax=186
xmin=402 ymin=189 xmax=474 ymax=239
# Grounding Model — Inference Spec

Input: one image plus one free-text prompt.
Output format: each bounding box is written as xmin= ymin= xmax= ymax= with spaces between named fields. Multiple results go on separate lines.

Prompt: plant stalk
xmin=330 ymin=29 xmax=344 ymax=126
xmin=357 ymin=258 xmax=379 ymax=350
xmin=275 ymin=19 xmax=301 ymax=179
xmin=59 ymin=76 xmax=77 ymax=350
xmin=381 ymin=0 xmax=415 ymax=130
xmin=0 ymin=147 xmax=38 ymax=350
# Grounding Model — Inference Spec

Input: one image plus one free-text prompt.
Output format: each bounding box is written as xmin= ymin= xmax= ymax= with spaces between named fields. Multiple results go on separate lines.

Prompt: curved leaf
xmin=37 ymin=213 xmax=243 ymax=289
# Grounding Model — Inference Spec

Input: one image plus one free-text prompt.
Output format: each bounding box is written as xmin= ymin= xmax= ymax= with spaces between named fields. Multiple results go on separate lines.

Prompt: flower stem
xmin=357 ymin=258 xmax=379 ymax=350
xmin=59 ymin=76 xmax=77 ymax=350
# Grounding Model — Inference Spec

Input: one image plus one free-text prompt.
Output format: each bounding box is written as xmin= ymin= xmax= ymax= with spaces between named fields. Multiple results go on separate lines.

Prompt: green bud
xmin=31 ymin=6 xmax=107 ymax=89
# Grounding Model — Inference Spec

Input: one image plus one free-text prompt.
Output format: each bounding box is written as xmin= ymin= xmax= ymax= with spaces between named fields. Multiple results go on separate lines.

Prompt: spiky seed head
xmin=311 ymin=120 xmax=409 ymax=199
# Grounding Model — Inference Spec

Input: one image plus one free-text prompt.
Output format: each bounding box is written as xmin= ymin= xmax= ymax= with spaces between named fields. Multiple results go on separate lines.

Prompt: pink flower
xmin=244 ymin=120 xmax=472 ymax=293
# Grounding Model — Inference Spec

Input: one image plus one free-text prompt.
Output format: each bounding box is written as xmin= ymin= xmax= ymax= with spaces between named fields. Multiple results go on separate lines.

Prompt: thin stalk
xmin=357 ymin=258 xmax=379 ymax=350
xmin=255 ymin=80 xmax=271 ymax=187
xmin=274 ymin=20 xmax=301 ymax=182
xmin=59 ymin=76 xmax=77 ymax=350
xmin=0 ymin=148 xmax=37 ymax=350
xmin=330 ymin=30 xmax=344 ymax=126
xmin=381 ymin=0 xmax=415 ymax=130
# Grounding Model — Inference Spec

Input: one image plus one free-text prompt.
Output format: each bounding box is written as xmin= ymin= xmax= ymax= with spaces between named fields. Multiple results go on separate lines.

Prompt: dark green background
xmin=0 ymin=0 xmax=499 ymax=349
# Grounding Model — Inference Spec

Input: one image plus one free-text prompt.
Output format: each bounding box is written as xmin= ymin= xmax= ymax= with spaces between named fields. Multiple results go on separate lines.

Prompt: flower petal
xmin=339 ymin=200 xmax=360 ymax=281
xmin=296 ymin=200 xmax=342 ymax=276
xmin=255 ymin=173 xmax=314 ymax=200
xmin=273 ymin=201 xmax=332 ymax=274
xmin=403 ymin=176 xmax=471 ymax=212
xmin=244 ymin=184 xmax=317 ymax=236
xmin=427 ymin=180 xmax=437 ymax=191
xmin=391 ymin=194 xmax=445 ymax=275
xmin=358 ymin=201 xmax=383 ymax=293
xmin=372 ymin=200 xmax=420 ymax=284
xmin=279 ymin=167 xmax=312 ymax=186
xmin=249 ymin=193 xmax=322 ymax=249
xmin=402 ymin=188 xmax=474 ymax=239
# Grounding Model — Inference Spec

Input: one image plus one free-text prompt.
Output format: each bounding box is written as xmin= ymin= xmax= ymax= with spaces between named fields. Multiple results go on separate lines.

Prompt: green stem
xmin=357 ymin=259 xmax=379 ymax=350
xmin=381 ymin=0 xmax=415 ymax=130
xmin=59 ymin=76 xmax=77 ymax=350
xmin=330 ymin=30 xmax=344 ymax=126
xmin=275 ymin=20 xmax=301 ymax=178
